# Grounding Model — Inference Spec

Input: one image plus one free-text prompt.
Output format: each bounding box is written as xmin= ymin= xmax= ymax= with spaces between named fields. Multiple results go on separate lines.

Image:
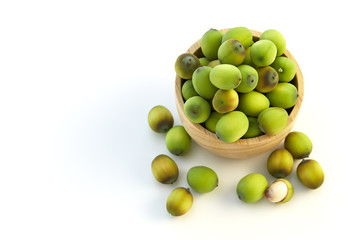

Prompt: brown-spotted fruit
xmin=148 ymin=105 xmax=174 ymax=133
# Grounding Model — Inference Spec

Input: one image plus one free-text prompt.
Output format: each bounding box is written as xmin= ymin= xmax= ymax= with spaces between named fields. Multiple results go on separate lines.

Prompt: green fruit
xmin=297 ymin=159 xmax=324 ymax=189
xmin=284 ymin=131 xmax=313 ymax=159
xmin=242 ymin=47 xmax=254 ymax=66
xmin=148 ymin=105 xmax=174 ymax=133
xmin=175 ymin=53 xmax=200 ymax=79
xmin=265 ymin=179 xmax=294 ymax=204
xmin=218 ymin=39 xmax=246 ymax=65
xmin=215 ymin=111 xmax=249 ymax=143
xmin=166 ymin=187 xmax=193 ymax=216
xmin=201 ymin=28 xmax=223 ymax=60
xmin=199 ymin=57 xmax=210 ymax=66
xmin=256 ymin=66 xmax=279 ymax=93
xmin=236 ymin=173 xmax=268 ymax=203
xmin=250 ymin=39 xmax=277 ymax=67
xmin=184 ymin=96 xmax=211 ymax=123
xmin=151 ymin=154 xmax=179 ymax=184
xmin=271 ymin=57 xmax=296 ymax=82
xmin=181 ymin=80 xmax=199 ymax=101
xmin=212 ymin=89 xmax=239 ymax=113
xmin=237 ymin=91 xmax=270 ymax=117
xmin=258 ymin=107 xmax=288 ymax=135
xmin=187 ymin=166 xmax=218 ymax=193
xmin=267 ymin=149 xmax=294 ymax=178
xmin=205 ymin=112 xmax=223 ymax=133
xmin=207 ymin=59 xmax=220 ymax=68
xmin=266 ymin=83 xmax=298 ymax=109
xmin=222 ymin=27 xmax=253 ymax=48
xmin=209 ymin=64 xmax=242 ymax=90
xmin=236 ymin=65 xmax=258 ymax=93
xmin=192 ymin=66 xmax=217 ymax=100
xmin=242 ymin=116 xmax=263 ymax=139
xmin=260 ymin=29 xmax=286 ymax=56
xmin=165 ymin=126 xmax=192 ymax=156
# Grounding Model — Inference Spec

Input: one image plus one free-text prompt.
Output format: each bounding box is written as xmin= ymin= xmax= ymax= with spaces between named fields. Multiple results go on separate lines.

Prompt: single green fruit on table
xmin=165 ymin=126 xmax=192 ymax=156
xmin=148 ymin=105 xmax=174 ymax=133
xmin=187 ymin=166 xmax=218 ymax=193
xmin=236 ymin=173 xmax=268 ymax=203
xmin=166 ymin=187 xmax=193 ymax=216
xmin=151 ymin=154 xmax=179 ymax=184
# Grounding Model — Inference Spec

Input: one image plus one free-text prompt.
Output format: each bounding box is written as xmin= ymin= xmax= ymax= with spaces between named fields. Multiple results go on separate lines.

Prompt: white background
xmin=1 ymin=0 xmax=359 ymax=239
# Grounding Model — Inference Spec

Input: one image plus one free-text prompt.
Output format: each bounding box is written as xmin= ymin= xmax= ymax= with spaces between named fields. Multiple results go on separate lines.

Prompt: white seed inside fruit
xmin=265 ymin=180 xmax=288 ymax=203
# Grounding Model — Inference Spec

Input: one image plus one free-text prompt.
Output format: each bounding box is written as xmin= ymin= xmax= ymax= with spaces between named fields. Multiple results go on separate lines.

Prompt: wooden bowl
xmin=175 ymin=29 xmax=304 ymax=159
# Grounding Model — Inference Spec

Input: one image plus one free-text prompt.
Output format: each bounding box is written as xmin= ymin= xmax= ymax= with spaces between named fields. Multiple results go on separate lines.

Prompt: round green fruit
xmin=212 ymin=89 xmax=239 ymax=114
xmin=181 ymin=80 xmax=199 ymax=101
xmin=250 ymin=39 xmax=277 ymax=67
xmin=148 ymin=105 xmax=174 ymax=133
xmin=151 ymin=154 xmax=179 ymax=184
xmin=218 ymin=39 xmax=246 ymax=66
xmin=284 ymin=131 xmax=313 ymax=159
xmin=215 ymin=111 xmax=249 ymax=143
xmin=205 ymin=112 xmax=223 ymax=133
xmin=271 ymin=56 xmax=296 ymax=82
xmin=187 ymin=166 xmax=218 ymax=193
xmin=222 ymin=26 xmax=253 ymax=48
xmin=175 ymin=53 xmax=200 ymax=79
xmin=236 ymin=173 xmax=268 ymax=203
xmin=184 ymin=96 xmax=211 ymax=123
xmin=236 ymin=65 xmax=258 ymax=93
xmin=237 ymin=91 xmax=270 ymax=117
xmin=242 ymin=116 xmax=263 ymax=139
xmin=210 ymin=64 xmax=242 ymax=90
xmin=201 ymin=28 xmax=223 ymax=60
xmin=267 ymin=148 xmax=294 ymax=178
xmin=165 ymin=126 xmax=191 ymax=156
xmin=258 ymin=107 xmax=288 ymax=135
xmin=266 ymin=83 xmax=298 ymax=109
xmin=260 ymin=29 xmax=286 ymax=56
xmin=297 ymin=159 xmax=324 ymax=189
xmin=166 ymin=187 xmax=193 ymax=216
xmin=256 ymin=66 xmax=279 ymax=93
xmin=192 ymin=66 xmax=217 ymax=100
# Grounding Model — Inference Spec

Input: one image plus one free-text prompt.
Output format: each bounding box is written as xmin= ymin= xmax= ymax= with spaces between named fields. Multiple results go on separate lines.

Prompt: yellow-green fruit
xmin=222 ymin=26 xmax=253 ymax=48
xmin=201 ymin=28 xmax=223 ymax=60
xmin=271 ymin=56 xmax=296 ymax=82
xmin=260 ymin=29 xmax=286 ymax=57
xmin=181 ymin=80 xmax=199 ymax=101
xmin=199 ymin=57 xmax=210 ymax=66
xmin=209 ymin=64 xmax=242 ymax=90
xmin=256 ymin=66 xmax=279 ymax=93
xmin=236 ymin=65 xmax=258 ymax=93
xmin=192 ymin=66 xmax=217 ymax=100
xmin=212 ymin=89 xmax=239 ymax=114
xmin=266 ymin=83 xmax=298 ymax=109
xmin=218 ymin=39 xmax=246 ymax=65
xmin=242 ymin=47 xmax=254 ymax=66
xmin=243 ymin=116 xmax=263 ymax=139
xmin=151 ymin=154 xmax=179 ymax=184
xmin=207 ymin=59 xmax=220 ymax=68
xmin=265 ymin=179 xmax=294 ymax=204
xmin=250 ymin=39 xmax=277 ymax=67
xmin=187 ymin=166 xmax=218 ymax=193
xmin=166 ymin=187 xmax=193 ymax=216
xmin=205 ymin=112 xmax=223 ymax=133
xmin=175 ymin=53 xmax=200 ymax=79
xmin=297 ymin=159 xmax=324 ymax=189
xmin=148 ymin=105 xmax=174 ymax=133
xmin=258 ymin=107 xmax=288 ymax=135
xmin=165 ymin=126 xmax=191 ymax=156
xmin=215 ymin=111 xmax=249 ymax=143
xmin=267 ymin=149 xmax=294 ymax=178
xmin=284 ymin=131 xmax=313 ymax=159
xmin=237 ymin=91 xmax=270 ymax=117
xmin=184 ymin=96 xmax=211 ymax=123
xmin=236 ymin=173 xmax=268 ymax=203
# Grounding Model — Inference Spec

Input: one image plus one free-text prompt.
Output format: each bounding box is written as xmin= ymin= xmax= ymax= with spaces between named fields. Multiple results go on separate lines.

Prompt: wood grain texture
xmin=175 ymin=29 xmax=304 ymax=159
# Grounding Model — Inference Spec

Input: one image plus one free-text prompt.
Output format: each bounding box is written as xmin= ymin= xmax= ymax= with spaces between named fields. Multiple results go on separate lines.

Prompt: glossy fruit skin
xmin=181 ymin=80 xmax=199 ymax=101
xmin=284 ymin=131 xmax=313 ymax=159
xmin=236 ymin=65 xmax=258 ymax=93
xmin=166 ymin=187 xmax=193 ymax=216
xmin=260 ymin=29 xmax=286 ymax=56
xmin=151 ymin=154 xmax=179 ymax=184
xmin=267 ymin=149 xmax=294 ymax=178
xmin=242 ymin=116 xmax=263 ymax=139
xmin=212 ymin=89 xmax=239 ymax=113
xmin=218 ymin=39 xmax=246 ymax=66
xmin=265 ymin=179 xmax=294 ymax=204
xmin=209 ymin=64 xmax=242 ymax=90
xmin=237 ymin=91 xmax=270 ymax=117
xmin=184 ymin=96 xmax=211 ymax=123
xmin=175 ymin=53 xmax=200 ymax=79
xmin=266 ymin=83 xmax=298 ymax=109
xmin=215 ymin=111 xmax=249 ymax=143
xmin=236 ymin=173 xmax=268 ymax=203
xmin=222 ymin=26 xmax=253 ymax=48
xmin=201 ymin=28 xmax=223 ymax=60
xmin=148 ymin=105 xmax=174 ymax=133
xmin=192 ymin=66 xmax=217 ymax=100
xmin=258 ymin=107 xmax=288 ymax=135
xmin=271 ymin=56 xmax=296 ymax=83
xmin=187 ymin=166 xmax=218 ymax=193
xmin=165 ymin=126 xmax=191 ymax=156
xmin=250 ymin=39 xmax=277 ymax=67
xmin=297 ymin=159 xmax=324 ymax=189
xmin=256 ymin=66 xmax=279 ymax=93
xmin=205 ymin=112 xmax=223 ymax=133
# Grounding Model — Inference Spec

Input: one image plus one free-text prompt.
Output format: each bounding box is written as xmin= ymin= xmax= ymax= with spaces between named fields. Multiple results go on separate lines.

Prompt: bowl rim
xmin=175 ymin=28 xmax=304 ymax=151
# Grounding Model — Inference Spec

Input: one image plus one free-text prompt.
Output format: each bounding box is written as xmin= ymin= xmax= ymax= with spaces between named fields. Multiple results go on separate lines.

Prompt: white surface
xmin=1 ymin=0 xmax=359 ymax=239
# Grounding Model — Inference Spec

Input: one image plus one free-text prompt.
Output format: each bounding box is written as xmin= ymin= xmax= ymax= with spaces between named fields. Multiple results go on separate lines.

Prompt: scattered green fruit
xmin=187 ymin=166 xmax=218 ymax=193
xmin=284 ymin=131 xmax=313 ymax=159
xmin=165 ymin=126 xmax=191 ymax=156
xmin=297 ymin=159 xmax=324 ymax=189
xmin=148 ymin=105 xmax=174 ymax=133
xmin=267 ymin=148 xmax=294 ymax=178
xmin=151 ymin=154 xmax=179 ymax=184
xmin=166 ymin=187 xmax=193 ymax=216
xmin=175 ymin=53 xmax=200 ymax=79
xmin=236 ymin=173 xmax=268 ymax=203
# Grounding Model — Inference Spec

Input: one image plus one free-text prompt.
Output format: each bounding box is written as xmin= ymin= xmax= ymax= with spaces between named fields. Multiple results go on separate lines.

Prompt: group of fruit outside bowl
xmin=148 ymin=27 xmax=324 ymax=216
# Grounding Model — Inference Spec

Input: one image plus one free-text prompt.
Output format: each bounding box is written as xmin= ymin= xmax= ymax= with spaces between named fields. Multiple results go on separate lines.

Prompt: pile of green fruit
xmin=148 ymin=105 xmax=325 ymax=215
xmin=175 ymin=27 xmax=299 ymax=142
